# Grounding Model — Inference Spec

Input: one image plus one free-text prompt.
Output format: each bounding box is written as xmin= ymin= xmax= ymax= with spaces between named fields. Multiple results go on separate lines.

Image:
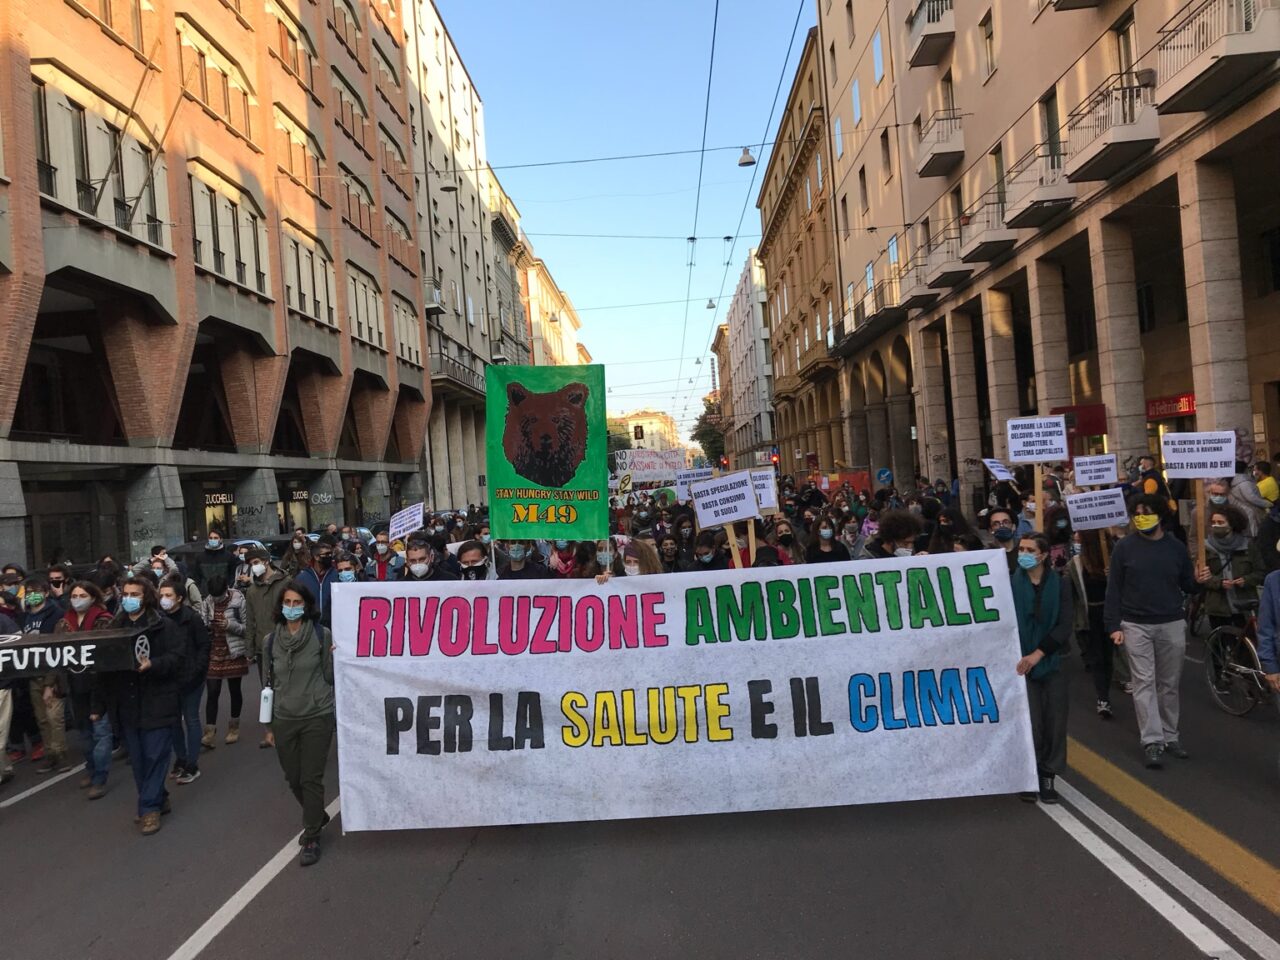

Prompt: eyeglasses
xmin=49 ymin=579 xmax=65 ymax=587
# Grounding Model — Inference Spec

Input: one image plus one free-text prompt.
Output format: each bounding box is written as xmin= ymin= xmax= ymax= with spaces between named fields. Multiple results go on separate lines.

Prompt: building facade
xmin=520 ymin=254 xmax=585 ymax=367
xmin=757 ymin=27 xmax=844 ymax=478
xmin=816 ymin=0 xmax=1280 ymax=509
xmin=485 ymin=166 xmax=531 ymax=367
xmin=710 ymin=323 xmax=735 ymax=464
xmin=724 ymin=252 xmax=775 ymax=469
xmin=612 ymin=410 xmax=682 ymax=452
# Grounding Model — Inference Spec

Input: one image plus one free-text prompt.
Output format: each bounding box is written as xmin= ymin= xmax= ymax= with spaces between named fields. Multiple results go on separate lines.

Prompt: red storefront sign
xmin=1146 ymin=393 xmax=1196 ymax=421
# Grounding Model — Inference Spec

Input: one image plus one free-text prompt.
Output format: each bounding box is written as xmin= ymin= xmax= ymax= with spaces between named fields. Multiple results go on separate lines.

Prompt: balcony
xmin=146 ymin=215 xmax=163 ymax=246
xmin=899 ymin=252 xmax=941 ymax=309
xmin=1052 ymin=0 xmax=1100 ymax=10
xmin=1003 ymin=145 xmax=1076 ymax=228
xmin=36 ymin=160 xmax=57 ymax=197
xmin=424 ymin=276 xmax=446 ymax=316
xmin=799 ymin=336 xmax=839 ymax=382
xmin=925 ymin=234 xmax=974 ymax=288
xmin=869 ymin=277 xmax=907 ymax=323
xmin=113 ymin=197 xmax=133 ymax=231
xmin=1065 ymin=75 xmax=1160 ymax=182
xmin=916 ymin=109 xmax=965 ymax=177
xmin=430 ymin=351 xmax=486 ymax=399
xmin=909 ymin=0 xmax=956 ymax=66
xmin=76 ymin=179 xmax=98 ymax=215
xmin=1156 ymin=0 xmax=1280 ymax=113
xmin=773 ymin=371 xmax=801 ymax=401
xmin=959 ymin=199 xmax=1018 ymax=262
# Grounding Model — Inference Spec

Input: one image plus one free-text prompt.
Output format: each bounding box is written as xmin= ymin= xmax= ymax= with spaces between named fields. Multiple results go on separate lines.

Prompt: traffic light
xmin=720 ymin=455 xmax=729 ymax=468
xmin=770 ymin=452 xmax=779 ymax=465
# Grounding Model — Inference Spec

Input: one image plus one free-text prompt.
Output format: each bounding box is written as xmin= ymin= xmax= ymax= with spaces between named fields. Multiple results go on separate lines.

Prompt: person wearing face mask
xmin=1043 ymin=505 xmax=1074 ymax=571
xmin=99 ymin=578 xmax=186 ymax=835
xmin=264 ymin=583 xmax=335 ymax=867
xmin=576 ymin=540 xmax=622 ymax=579
xmin=198 ymin=574 xmax=248 ymax=749
xmin=1012 ymin=533 xmax=1074 ymax=804
xmin=457 ymin=541 xmax=491 ymax=581
xmin=498 ymin=540 xmax=551 ymax=580
xmin=673 ymin=517 xmax=698 ymax=569
xmin=863 ymin=510 xmax=923 ymax=560
xmin=19 ymin=577 xmax=71 ymax=774
xmin=281 ymin=535 xmax=311 ymax=577
xmin=189 ymin=529 xmax=238 ymax=595
xmin=985 ymin=508 xmax=1020 ymax=574
xmin=548 ymin=539 xmax=579 ymax=578
xmin=1257 ymin=501 xmax=1280 ymax=574
xmin=766 ymin=520 xmax=800 ymax=565
xmin=158 ymin=576 xmax=209 ymax=786
xmin=621 ymin=540 xmax=661 ymax=577
xmin=1194 ymin=504 xmax=1264 ymax=632
xmin=333 ymin=553 xmax=365 ymax=586
xmin=55 ymin=580 xmax=114 ymax=797
xmin=805 ymin=517 xmax=852 ymax=564
xmin=1227 ymin=460 xmax=1269 ymax=536
xmin=246 ymin=548 xmax=293 ymax=749
xmin=655 ymin=534 xmax=689 ymax=574
xmin=1104 ymin=495 xmax=1202 ymax=769
xmin=629 ymin=503 xmax=657 ymax=540
xmin=402 ymin=542 xmax=459 ymax=583
xmin=364 ymin=532 xmax=404 ymax=582
xmin=692 ymin=531 xmax=729 ymax=571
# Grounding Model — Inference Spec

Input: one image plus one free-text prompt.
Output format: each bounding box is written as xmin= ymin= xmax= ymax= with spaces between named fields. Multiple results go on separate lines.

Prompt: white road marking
xmin=165 ymin=796 xmax=341 ymax=960
xmin=1057 ymin=778 xmax=1280 ymax=960
xmin=0 ymin=763 xmax=86 ymax=809
xmin=1040 ymin=801 xmax=1246 ymax=960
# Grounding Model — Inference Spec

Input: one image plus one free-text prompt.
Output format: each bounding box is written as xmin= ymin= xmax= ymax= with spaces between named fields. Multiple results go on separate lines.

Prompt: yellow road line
xmin=1067 ymin=736 xmax=1280 ymax=916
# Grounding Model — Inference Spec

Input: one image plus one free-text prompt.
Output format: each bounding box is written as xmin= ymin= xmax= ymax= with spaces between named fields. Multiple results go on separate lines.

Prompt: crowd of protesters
xmin=2 ymin=450 xmax=1278 ymax=863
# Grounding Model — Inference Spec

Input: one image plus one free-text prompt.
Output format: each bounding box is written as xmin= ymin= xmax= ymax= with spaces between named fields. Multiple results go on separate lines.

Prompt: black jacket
xmin=165 ymin=603 xmax=210 ymax=692
xmin=92 ymin=610 xmax=188 ymax=729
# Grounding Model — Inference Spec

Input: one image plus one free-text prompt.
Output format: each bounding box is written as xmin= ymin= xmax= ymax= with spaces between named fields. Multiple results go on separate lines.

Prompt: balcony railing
xmin=1006 ymin=145 xmax=1065 ymax=206
xmin=1065 ymin=75 xmax=1155 ymax=159
xmin=1158 ymin=0 xmax=1274 ymax=80
xmin=113 ymin=197 xmax=133 ymax=230
xmin=145 ymin=215 xmax=163 ymax=245
xmin=213 ymin=249 xmax=226 ymax=273
xmin=918 ymin=107 xmax=962 ymax=147
xmin=193 ymin=237 xmax=203 ymax=263
xmin=430 ymin=352 xmax=485 ymax=393
xmin=256 ymin=270 xmax=267 ymax=293
xmin=909 ymin=0 xmax=955 ymax=65
xmin=235 ymin=260 xmax=247 ymax=285
xmin=37 ymin=160 xmax=57 ymax=197
xmin=872 ymin=276 xmax=902 ymax=316
xmin=76 ymin=179 xmax=98 ymax=214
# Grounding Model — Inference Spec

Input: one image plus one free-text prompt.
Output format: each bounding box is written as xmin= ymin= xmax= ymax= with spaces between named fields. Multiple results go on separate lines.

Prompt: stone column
xmin=446 ymin=403 xmax=468 ymax=510
xmin=1027 ymin=259 xmax=1071 ymax=414
xmin=1179 ymin=160 xmax=1251 ymax=434
xmin=847 ymin=410 xmax=869 ymax=470
xmin=1089 ymin=218 xmax=1148 ymax=464
xmin=233 ymin=468 xmax=281 ymax=539
xmin=470 ymin=408 xmax=486 ymax=505
xmin=865 ymin=403 xmax=891 ymax=486
xmin=459 ymin=407 xmax=479 ymax=508
xmin=400 ymin=470 xmax=425 ymax=509
xmin=361 ymin=471 xmax=391 ymax=526
xmin=916 ymin=325 xmax=951 ymax=481
xmin=946 ymin=311 xmax=985 ymax=514
xmin=817 ymin=423 xmax=834 ymax=473
xmin=983 ymin=288 xmax=1021 ymax=459
xmin=427 ymin=398 xmax=451 ymax=511
xmin=0 ymin=462 xmax=30 ymax=565
xmin=888 ymin=395 xmax=916 ymax=487
xmin=125 ymin=466 xmax=186 ymax=563
xmin=307 ymin=469 xmax=345 ymax=530
xmin=828 ymin=420 xmax=844 ymax=469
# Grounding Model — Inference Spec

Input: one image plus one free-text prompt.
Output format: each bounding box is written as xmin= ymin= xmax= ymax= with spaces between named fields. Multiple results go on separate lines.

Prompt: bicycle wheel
xmin=1203 ymin=628 xmax=1260 ymax=716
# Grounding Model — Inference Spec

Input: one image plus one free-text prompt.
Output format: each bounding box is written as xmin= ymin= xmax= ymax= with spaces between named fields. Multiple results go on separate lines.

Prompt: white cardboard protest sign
xmin=388 ymin=502 xmax=424 ymax=541
xmin=982 ymin=459 xmax=1016 ymax=483
xmin=690 ymin=471 xmax=761 ymax=528
xmin=1065 ymin=488 xmax=1130 ymax=531
xmin=675 ymin=468 xmax=714 ymax=501
xmin=612 ymin=449 xmax=684 ymax=484
xmin=1072 ymin=454 xmax=1118 ymax=487
xmin=1160 ymin=431 xmax=1236 ymax=480
xmin=749 ymin=469 xmax=779 ymax=511
xmin=1006 ymin=416 xmax=1069 ymax=464
xmin=332 ymin=552 xmax=1036 ymax=830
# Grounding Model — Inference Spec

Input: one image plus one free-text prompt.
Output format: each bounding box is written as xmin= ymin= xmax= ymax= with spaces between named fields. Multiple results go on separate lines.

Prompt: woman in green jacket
xmin=1196 ymin=504 xmax=1266 ymax=629
xmin=266 ymin=580 xmax=335 ymax=867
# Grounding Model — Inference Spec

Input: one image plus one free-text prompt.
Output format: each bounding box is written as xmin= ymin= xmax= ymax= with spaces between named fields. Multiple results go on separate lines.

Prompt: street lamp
xmin=737 ymin=147 xmax=757 ymax=167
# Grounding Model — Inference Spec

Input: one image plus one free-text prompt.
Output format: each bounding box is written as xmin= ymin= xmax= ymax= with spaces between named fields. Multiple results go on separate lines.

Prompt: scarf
xmin=1206 ymin=532 xmax=1248 ymax=611
xmin=1012 ymin=568 xmax=1061 ymax=680
xmin=66 ymin=605 xmax=111 ymax=631
xmin=278 ymin=617 xmax=315 ymax=657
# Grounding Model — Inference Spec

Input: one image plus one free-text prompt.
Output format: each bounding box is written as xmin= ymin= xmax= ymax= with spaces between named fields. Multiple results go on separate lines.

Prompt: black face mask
xmin=461 ymin=563 xmax=487 ymax=581
xmin=317 ymin=555 xmax=333 ymax=567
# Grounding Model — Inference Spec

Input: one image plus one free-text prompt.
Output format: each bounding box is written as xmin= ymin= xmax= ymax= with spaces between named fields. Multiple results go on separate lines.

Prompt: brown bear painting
xmin=502 ymin=381 xmax=589 ymax=488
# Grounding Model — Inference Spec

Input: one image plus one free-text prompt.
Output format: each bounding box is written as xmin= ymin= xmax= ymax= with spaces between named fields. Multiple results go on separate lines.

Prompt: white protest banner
xmin=1160 ymin=431 xmax=1236 ymax=479
xmin=749 ymin=469 xmax=779 ymax=511
xmin=676 ymin=468 xmax=714 ymax=501
xmin=332 ymin=551 xmax=1036 ymax=830
xmin=982 ymin=459 xmax=1016 ymax=483
xmin=1006 ymin=416 xmax=1069 ymax=464
xmin=612 ymin=449 xmax=684 ymax=483
xmin=388 ymin=502 xmax=424 ymax=541
xmin=1065 ymin=488 xmax=1130 ymax=531
xmin=690 ymin=471 xmax=760 ymax=528
xmin=1072 ymin=454 xmax=1118 ymax=487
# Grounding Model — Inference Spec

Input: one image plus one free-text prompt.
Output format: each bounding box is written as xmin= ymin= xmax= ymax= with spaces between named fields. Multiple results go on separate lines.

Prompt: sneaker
xmin=6 ymin=749 xmax=26 ymax=764
xmin=175 ymin=768 xmax=201 ymax=785
xmin=0 ymin=770 xmax=14 ymax=787
xmin=35 ymin=759 xmax=57 ymax=775
xmin=29 ymin=744 xmax=45 ymax=762
xmin=167 ymin=762 xmax=183 ymax=780
xmin=299 ymin=812 xmax=333 ymax=845
xmin=1017 ymin=791 xmax=1039 ymax=803
xmin=110 ymin=745 xmax=126 ymax=761
xmin=1038 ymin=775 xmax=1060 ymax=804
xmin=1164 ymin=741 xmax=1190 ymax=760
xmin=1096 ymin=699 xmax=1113 ymax=719
xmin=87 ymin=784 xmax=107 ymax=800
xmin=299 ymin=841 xmax=321 ymax=867
xmin=1143 ymin=744 xmax=1164 ymax=769
xmin=139 ymin=811 xmax=162 ymax=836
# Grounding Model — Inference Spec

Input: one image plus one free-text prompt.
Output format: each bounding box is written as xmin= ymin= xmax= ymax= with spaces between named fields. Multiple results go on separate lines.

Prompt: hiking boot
xmin=87 ymin=784 xmax=107 ymax=800
xmin=1038 ymin=775 xmax=1059 ymax=804
xmin=1096 ymin=699 xmax=1113 ymax=719
xmin=299 ymin=840 xmax=321 ymax=867
xmin=1143 ymin=744 xmax=1164 ymax=769
xmin=1164 ymin=741 xmax=1190 ymax=760
xmin=176 ymin=768 xmax=201 ymax=785
xmin=139 ymin=812 xmax=162 ymax=836
xmin=201 ymin=725 xmax=216 ymax=750
xmin=224 ymin=719 xmax=240 ymax=745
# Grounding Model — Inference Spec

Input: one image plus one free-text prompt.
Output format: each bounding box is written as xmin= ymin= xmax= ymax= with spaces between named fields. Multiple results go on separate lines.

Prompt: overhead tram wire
xmin=671 ymin=0 xmax=722 ymax=413
xmin=675 ymin=0 xmax=807 ymax=423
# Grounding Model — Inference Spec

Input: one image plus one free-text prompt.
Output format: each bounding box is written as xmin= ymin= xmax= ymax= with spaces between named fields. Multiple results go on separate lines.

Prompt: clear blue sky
xmin=436 ymin=0 xmax=813 ymax=440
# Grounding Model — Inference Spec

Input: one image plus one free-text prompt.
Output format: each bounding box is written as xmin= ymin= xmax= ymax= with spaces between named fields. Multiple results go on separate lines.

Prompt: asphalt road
xmin=2 ymin=628 xmax=1277 ymax=960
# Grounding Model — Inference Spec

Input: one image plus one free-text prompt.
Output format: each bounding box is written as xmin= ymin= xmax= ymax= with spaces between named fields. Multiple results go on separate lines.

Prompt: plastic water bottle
xmin=259 ymin=686 xmax=274 ymax=724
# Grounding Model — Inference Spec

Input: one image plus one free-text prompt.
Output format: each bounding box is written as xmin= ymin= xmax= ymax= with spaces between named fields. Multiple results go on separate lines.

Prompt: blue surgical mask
xmin=1017 ymin=553 xmax=1040 ymax=570
xmin=1055 ymin=519 xmax=1068 ymax=530
xmin=596 ymin=552 xmax=612 ymax=567
xmin=281 ymin=604 xmax=305 ymax=621
xmin=555 ymin=540 xmax=569 ymax=550
xmin=698 ymin=553 xmax=714 ymax=565
xmin=120 ymin=596 xmax=142 ymax=614
xmin=206 ymin=539 xmax=221 ymax=550
xmin=993 ymin=527 xmax=1015 ymax=542
xmin=338 ymin=569 xmax=356 ymax=582
xmin=819 ymin=528 xmax=834 ymax=540
xmin=1209 ymin=494 xmax=1228 ymax=505
xmin=481 ymin=533 xmax=491 ymax=544
xmin=508 ymin=545 xmax=527 ymax=562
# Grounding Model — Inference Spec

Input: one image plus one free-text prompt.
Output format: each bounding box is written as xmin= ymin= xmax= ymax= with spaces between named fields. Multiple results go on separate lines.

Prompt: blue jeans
xmin=83 ymin=715 xmax=113 ymax=786
xmin=171 ymin=683 xmax=204 ymax=772
xmin=122 ymin=726 xmax=172 ymax=816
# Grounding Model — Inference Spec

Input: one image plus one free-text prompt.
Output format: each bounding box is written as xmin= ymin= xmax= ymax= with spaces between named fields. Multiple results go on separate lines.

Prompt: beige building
xmin=816 ymin=0 xmax=1280 ymax=508
xmin=613 ymin=409 xmax=682 ymax=452
xmin=711 ymin=323 xmax=735 ymax=464
xmin=520 ymin=252 xmax=586 ymax=367
xmin=724 ymin=252 xmax=775 ymax=469
xmin=757 ymin=28 xmax=845 ymax=478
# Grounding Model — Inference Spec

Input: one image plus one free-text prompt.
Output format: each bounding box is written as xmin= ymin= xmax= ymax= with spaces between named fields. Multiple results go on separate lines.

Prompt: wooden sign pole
xmin=728 ymin=522 xmax=744 ymax=569
xmin=1033 ymin=464 xmax=1044 ymax=533
xmin=1194 ymin=479 xmax=1206 ymax=569
xmin=747 ymin=521 xmax=758 ymax=566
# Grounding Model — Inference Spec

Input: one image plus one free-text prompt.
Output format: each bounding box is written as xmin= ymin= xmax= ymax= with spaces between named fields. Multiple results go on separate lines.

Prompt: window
xmin=834 ymin=116 xmax=844 ymax=159
xmin=805 ymin=177 xmax=812 ymax=211
xmin=840 ymin=194 xmax=850 ymax=237
xmin=1262 ymin=226 xmax=1280 ymax=294
xmin=920 ymin=216 xmax=932 ymax=252
xmin=33 ymin=80 xmax=51 ymax=170
xmin=332 ymin=69 xmax=369 ymax=149
xmin=880 ymin=130 xmax=892 ymax=181
xmin=106 ymin=123 xmax=127 ymax=224
xmin=1136 ymin=283 xmax=1156 ymax=332
xmin=177 ymin=17 xmax=254 ymax=139
xmin=69 ymin=100 xmax=91 ymax=210
xmin=284 ymin=225 xmax=334 ymax=321
xmin=208 ymin=188 xmax=222 ymax=271
xmin=864 ymin=263 xmax=875 ymax=295
xmin=1114 ymin=14 xmax=1137 ymax=80
xmin=393 ymin=294 xmax=421 ymax=365
xmin=941 ymin=71 xmax=955 ymax=112
xmin=127 ymin=0 xmax=143 ymax=47
xmin=385 ymin=210 xmax=414 ymax=271
xmin=981 ymin=13 xmax=996 ymax=78
xmin=852 ymin=79 xmax=861 ymax=126
xmin=275 ymin=105 xmax=325 ymax=197
xmin=1041 ymin=90 xmax=1062 ymax=165
xmin=346 ymin=263 xmax=385 ymax=347
xmin=950 ymin=186 xmax=964 ymax=225
xmin=872 ymin=30 xmax=884 ymax=84
xmin=331 ymin=0 xmax=363 ymax=56
xmin=828 ymin=42 xmax=837 ymax=81
xmin=273 ymin=8 xmax=317 ymax=91
xmin=887 ymin=235 xmax=899 ymax=274
xmin=139 ymin=146 xmax=159 ymax=239
xmin=858 ymin=166 xmax=868 ymax=212
xmin=845 ymin=0 xmax=855 ymax=42
xmin=815 ymin=151 xmax=823 ymax=190
xmin=991 ymin=144 xmax=1006 ymax=212
xmin=340 ymin=166 xmax=376 ymax=238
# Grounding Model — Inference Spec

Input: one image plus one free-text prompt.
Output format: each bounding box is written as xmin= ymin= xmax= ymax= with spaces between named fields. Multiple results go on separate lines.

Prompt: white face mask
xmin=159 ymin=596 xmax=176 ymax=611
xmin=251 ymin=562 xmax=267 ymax=578
xmin=409 ymin=562 xmax=430 ymax=578
xmin=624 ymin=562 xmax=641 ymax=577
xmin=376 ymin=543 xmax=389 ymax=554
xmin=71 ymin=596 xmax=92 ymax=613
xmin=893 ymin=547 xmax=913 ymax=558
